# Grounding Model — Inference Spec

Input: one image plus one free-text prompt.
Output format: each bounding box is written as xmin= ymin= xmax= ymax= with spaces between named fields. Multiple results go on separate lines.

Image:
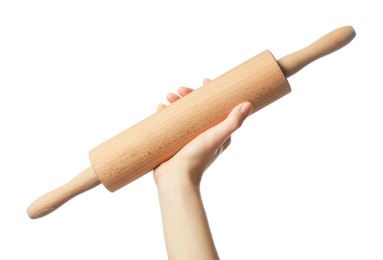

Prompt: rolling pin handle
xmin=278 ymin=26 xmax=356 ymax=78
xmin=27 ymin=167 xmax=100 ymax=219
xmin=26 ymin=26 xmax=356 ymax=219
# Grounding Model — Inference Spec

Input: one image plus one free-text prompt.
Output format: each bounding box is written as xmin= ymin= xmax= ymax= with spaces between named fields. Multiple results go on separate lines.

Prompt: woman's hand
xmin=153 ymin=80 xmax=253 ymax=260
xmin=153 ymin=79 xmax=253 ymax=189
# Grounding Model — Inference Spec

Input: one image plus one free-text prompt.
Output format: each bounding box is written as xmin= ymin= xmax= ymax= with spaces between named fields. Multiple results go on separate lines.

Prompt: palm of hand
xmin=153 ymin=80 xmax=252 ymax=188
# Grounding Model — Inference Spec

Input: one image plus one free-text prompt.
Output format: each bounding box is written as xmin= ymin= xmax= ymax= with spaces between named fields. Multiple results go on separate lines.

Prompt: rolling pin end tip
xmin=278 ymin=25 xmax=357 ymax=78
xmin=342 ymin=25 xmax=356 ymax=41
xmin=26 ymin=167 xmax=100 ymax=219
xmin=27 ymin=201 xmax=55 ymax=219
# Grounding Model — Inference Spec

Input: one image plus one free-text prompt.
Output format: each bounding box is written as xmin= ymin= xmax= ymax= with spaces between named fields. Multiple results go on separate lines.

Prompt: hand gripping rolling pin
xmin=27 ymin=26 xmax=356 ymax=219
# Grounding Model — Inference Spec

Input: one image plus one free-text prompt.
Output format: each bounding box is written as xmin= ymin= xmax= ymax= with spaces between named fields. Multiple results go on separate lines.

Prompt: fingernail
xmin=240 ymin=102 xmax=253 ymax=116
xmin=203 ymin=78 xmax=211 ymax=84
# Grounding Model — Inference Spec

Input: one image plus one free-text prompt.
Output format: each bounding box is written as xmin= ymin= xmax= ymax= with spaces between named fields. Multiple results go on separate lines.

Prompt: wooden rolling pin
xmin=27 ymin=26 xmax=356 ymax=219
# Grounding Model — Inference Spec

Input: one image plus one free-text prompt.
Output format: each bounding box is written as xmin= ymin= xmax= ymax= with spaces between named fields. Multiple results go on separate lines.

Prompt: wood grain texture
xmin=27 ymin=167 xmax=100 ymax=219
xmin=278 ymin=26 xmax=356 ymax=77
xmin=28 ymin=26 xmax=356 ymax=218
xmin=89 ymin=50 xmax=290 ymax=192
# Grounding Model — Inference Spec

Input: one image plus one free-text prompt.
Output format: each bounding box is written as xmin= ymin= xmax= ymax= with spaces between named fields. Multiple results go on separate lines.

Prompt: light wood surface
xmin=27 ymin=167 xmax=100 ymax=219
xmin=90 ymin=50 xmax=290 ymax=191
xmin=27 ymin=26 xmax=356 ymax=218
xmin=278 ymin=26 xmax=356 ymax=77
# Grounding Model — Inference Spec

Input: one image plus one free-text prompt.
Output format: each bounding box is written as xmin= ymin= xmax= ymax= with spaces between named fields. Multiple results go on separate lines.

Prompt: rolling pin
xmin=27 ymin=26 xmax=356 ymax=219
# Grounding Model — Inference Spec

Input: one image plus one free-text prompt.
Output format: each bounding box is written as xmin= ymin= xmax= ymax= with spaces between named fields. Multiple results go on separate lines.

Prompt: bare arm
xmin=154 ymin=83 xmax=252 ymax=259
xmin=156 ymin=180 xmax=219 ymax=260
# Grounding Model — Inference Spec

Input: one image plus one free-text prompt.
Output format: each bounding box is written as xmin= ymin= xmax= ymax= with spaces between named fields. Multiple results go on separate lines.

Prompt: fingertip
xmin=167 ymin=92 xmax=180 ymax=103
xmin=203 ymin=78 xmax=211 ymax=85
xmin=178 ymin=87 xmax=193 ymax=97
xmin=223 ymin=102 xmax=253 ymax=131
xmin=157 ymin=103 xmax=166 ymax=112
xmin=239 ymin=102 xmax=253 ymax=116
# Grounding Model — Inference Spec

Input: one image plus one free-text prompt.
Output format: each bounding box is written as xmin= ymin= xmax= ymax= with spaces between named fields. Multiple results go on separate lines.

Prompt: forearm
xmin=157 ymin=179 xmax=219 ymax=260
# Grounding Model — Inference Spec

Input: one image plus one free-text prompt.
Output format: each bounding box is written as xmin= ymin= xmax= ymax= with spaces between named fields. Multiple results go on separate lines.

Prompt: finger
xmin=218 ymin=102 xmax=253 ymax=136
xmin=202 ymin=102 xmax=253 ymax=149
xmin=157 ymin=103 xmax=167 ymax=112
xmin=203 ymin=78 xmax=211 ymax=85
xmin=178 ymin=87 xmax=193 ymax=97
xmin=167 ymin=92 xmax=181 ymax=103
xmin=217 ymin=136 xmax=232 ymax=155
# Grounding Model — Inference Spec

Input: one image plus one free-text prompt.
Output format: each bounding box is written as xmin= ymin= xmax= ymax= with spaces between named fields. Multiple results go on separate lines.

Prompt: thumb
xmin=202 ymin=102 xmax=253 ymax=148
xmin=217 ymin=102 xmax=253 ymax=137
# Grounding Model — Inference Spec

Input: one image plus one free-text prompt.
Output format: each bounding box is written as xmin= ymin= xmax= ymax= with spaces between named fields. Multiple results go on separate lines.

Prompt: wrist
xmin=155 ymin=171 xmax=201 ymax=194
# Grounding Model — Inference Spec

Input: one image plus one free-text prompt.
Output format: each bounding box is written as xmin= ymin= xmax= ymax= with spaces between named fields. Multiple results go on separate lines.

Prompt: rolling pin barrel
xmin=89 ymin=50 xmax=290 ymax=192
xmin=27 ymin=26 xmax=356 ymax=219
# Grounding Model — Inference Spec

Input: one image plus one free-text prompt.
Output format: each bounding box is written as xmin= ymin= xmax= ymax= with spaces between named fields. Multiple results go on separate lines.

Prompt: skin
xmin=154 ymin=79 xmax=253 ymax=260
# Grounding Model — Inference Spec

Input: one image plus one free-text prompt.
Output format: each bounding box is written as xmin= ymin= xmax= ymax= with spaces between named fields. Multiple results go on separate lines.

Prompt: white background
xmin=1 ymin=1 xmax=382 ymax=259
